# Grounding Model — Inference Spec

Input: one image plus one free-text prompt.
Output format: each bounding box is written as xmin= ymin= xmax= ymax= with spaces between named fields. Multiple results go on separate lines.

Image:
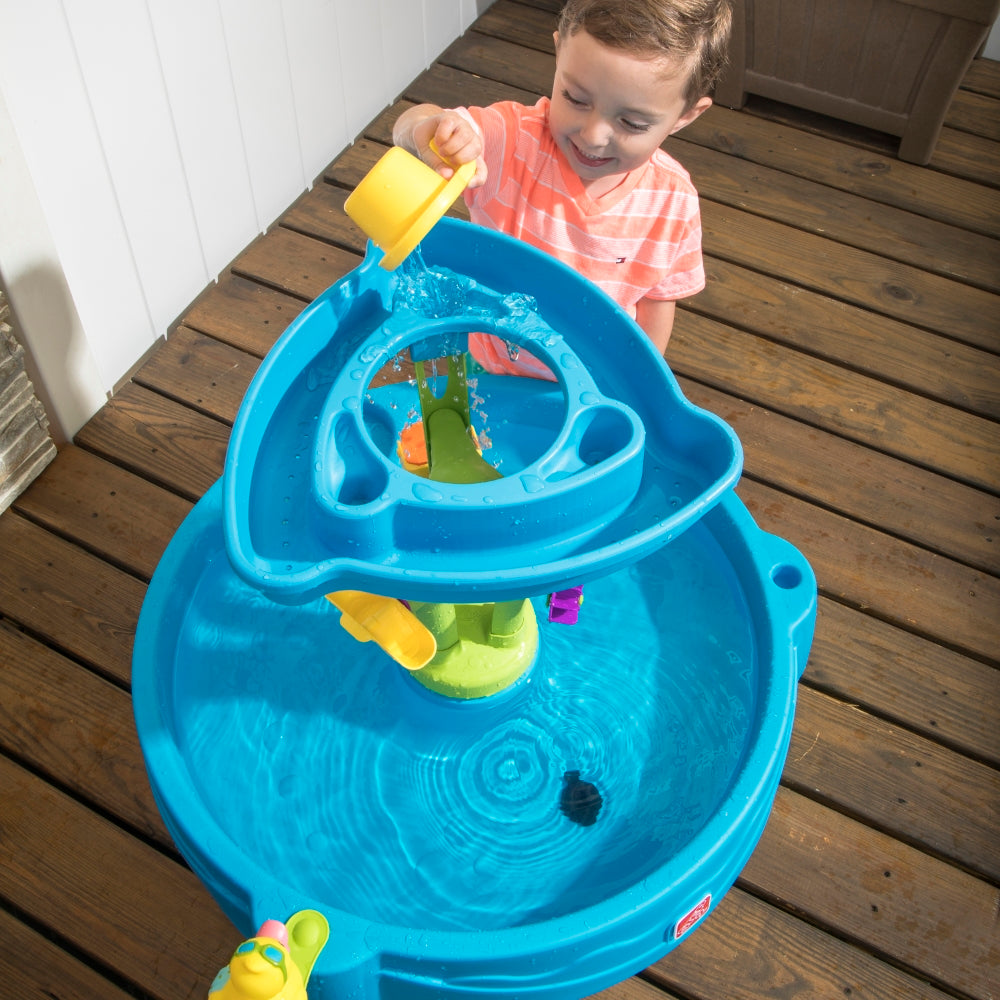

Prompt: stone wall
xmin=0 ymin=289 xmax=56 ymax=513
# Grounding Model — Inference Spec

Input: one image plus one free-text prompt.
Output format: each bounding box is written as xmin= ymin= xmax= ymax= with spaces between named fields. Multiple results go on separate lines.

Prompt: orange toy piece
xmin=397 ymin=420 xmax=429 ymax=475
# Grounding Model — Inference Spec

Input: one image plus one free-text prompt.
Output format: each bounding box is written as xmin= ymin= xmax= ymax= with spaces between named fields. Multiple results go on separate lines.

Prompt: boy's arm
xmin=634 ymin=298 xmax=677 ymax=354
xmin=393 ymin=104 xmax=487 ymax=187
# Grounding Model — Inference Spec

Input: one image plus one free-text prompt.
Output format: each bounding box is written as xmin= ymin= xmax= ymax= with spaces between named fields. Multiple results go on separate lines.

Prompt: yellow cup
xmin=344 ymin=144 xmax=476 ymax=270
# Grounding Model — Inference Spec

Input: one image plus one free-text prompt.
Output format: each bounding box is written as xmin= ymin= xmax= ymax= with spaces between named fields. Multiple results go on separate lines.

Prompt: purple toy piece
xmin=547 ymin=586 xmax=584 ymax=625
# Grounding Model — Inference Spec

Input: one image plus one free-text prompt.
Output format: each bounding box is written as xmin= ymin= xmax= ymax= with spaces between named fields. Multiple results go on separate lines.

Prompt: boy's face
xmin=549 ymin=29 xmax=711 ymax=194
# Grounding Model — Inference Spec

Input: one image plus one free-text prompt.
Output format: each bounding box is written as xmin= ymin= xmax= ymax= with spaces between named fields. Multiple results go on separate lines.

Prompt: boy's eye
xmin=562 ymin=89 xmax=588 ymax=108
xmin=621 ymin=118 xmax=652 ymax=133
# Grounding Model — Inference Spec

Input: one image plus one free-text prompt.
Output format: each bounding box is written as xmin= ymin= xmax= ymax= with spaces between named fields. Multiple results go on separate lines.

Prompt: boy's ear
xmin=553 ymin=30 xmax=561 ymax=51
xmin=670 ymin=96 xmax=713 ymax=134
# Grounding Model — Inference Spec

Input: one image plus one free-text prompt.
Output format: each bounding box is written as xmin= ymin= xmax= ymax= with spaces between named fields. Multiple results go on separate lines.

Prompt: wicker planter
xmin=716 ymin=0 xmax=1000 ymax=163
xmin=0 ymin=291 xmax=56 ymax=514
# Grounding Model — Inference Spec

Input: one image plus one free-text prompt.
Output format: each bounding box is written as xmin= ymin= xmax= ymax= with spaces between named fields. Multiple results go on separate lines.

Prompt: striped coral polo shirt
xmin=458 ymin=98 xmax=705 ymax=378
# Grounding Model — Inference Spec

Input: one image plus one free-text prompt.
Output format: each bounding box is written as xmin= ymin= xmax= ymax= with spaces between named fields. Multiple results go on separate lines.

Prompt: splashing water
xmin=395 ymin=249 xmax=468 ymax=318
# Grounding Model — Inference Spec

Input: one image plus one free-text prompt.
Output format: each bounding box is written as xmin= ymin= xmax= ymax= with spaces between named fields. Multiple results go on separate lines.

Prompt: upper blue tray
xmin=224 ymin=218 xmax=742 ymax=604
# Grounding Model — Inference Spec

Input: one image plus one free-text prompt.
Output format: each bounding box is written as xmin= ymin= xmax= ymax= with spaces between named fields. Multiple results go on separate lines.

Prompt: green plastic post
xmin=415 ymin=354 xmax=501 ymax=484
xmin=404 ymin=353 xmax=535 ymax=698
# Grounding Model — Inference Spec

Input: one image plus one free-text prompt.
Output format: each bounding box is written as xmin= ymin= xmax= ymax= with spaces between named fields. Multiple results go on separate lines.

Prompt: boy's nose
xmin=579 ymin=114 xmax=612 ymax=149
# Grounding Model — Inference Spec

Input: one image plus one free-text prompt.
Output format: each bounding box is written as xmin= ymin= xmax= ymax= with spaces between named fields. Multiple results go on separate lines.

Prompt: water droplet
xmin=413 ymin=483 xmax=444 ymax=502
xmin=580 ymin=391 xmax=601 ymax=405
xmin=520 ymin=474 xmax=545 ymax=494
xmin=262 ymin=721 xmax=284 ymax=752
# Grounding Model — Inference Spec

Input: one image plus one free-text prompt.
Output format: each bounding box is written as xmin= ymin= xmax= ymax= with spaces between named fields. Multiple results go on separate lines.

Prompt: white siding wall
xmin=985 ymin=18 xmax=1000 ymax=59
xmin=0 ymin=0 xmax=492 ymax=440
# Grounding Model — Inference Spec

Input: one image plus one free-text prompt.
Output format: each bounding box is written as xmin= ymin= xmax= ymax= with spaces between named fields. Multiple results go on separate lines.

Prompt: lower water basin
xmin=172 ymin=505 xmax=754 ymax=932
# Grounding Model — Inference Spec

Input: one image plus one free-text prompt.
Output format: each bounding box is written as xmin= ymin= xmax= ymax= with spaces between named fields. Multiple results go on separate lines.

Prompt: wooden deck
xmin=2 ymin=1 xmax=998 ymax=996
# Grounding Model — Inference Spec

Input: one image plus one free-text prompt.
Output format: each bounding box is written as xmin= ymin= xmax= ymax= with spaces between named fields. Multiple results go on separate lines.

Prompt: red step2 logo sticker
xmin=673 ymin=893 xmax=712 ymax=939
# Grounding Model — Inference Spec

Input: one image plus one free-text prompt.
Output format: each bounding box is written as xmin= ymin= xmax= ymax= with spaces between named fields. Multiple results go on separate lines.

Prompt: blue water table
xmin=133 ymin=147 xmax=816 ymax=999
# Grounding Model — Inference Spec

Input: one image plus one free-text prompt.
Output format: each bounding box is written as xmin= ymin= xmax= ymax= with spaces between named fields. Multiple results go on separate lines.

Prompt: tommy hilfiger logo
xmin=615 ymin=256 xmax=627 ymax=264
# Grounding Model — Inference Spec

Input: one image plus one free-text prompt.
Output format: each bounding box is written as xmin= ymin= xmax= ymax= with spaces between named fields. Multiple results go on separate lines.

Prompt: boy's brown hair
xmin=557 ymin=0 xmax=733 ymax=108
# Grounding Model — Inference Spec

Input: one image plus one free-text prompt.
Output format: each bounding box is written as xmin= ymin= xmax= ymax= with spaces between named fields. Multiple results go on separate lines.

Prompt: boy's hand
xmin=394 ymin=105 xmax=487 ymax=188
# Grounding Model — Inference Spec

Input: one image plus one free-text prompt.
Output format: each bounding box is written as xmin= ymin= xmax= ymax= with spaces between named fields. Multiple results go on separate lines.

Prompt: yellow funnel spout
xmin=326 ymin=591 xmax=437 ymax=670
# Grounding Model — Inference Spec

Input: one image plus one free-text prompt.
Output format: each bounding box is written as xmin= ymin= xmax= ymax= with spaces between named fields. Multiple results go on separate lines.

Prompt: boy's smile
xmin=549 ymin=29 xmax=711 ymax=197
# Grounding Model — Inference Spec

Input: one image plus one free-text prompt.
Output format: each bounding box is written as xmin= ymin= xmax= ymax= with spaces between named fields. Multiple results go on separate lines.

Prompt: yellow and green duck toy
xmin=209 ymin=910 xmax=329 ymax=1000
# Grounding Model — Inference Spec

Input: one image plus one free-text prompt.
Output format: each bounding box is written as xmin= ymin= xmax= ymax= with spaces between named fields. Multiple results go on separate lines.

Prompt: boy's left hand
xmin=404 ymin=107 xmax=487 ymax=188
xmin=425 ymin=112 xmax=485 ymax=185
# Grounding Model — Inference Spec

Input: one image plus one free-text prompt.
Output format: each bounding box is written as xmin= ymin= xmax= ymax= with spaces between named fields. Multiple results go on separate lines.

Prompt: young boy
xmin=392 ymin=0 xmax=732 ymax=377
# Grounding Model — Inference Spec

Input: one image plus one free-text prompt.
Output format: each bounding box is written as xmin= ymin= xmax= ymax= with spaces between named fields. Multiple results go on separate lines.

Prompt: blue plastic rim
xmin=223 ymin=219 xmax=743 ymax=605
xmin=133 ymin=485 xmax=816 ymax=999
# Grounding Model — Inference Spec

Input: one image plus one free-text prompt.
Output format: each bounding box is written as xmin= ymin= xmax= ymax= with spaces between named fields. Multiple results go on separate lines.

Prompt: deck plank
xmin=0 ymin=511 xmax=142 ymax=684
xmin=589 ymin=980 xmax=681 ymax=1000
xmin=740 ymin=788 xmax=1000 ymax=1000
xmin=2 ymin=3 xmax=997 ymax=998
xmin=472 ymin=0 xmax=561 ymax=51
xmin=404 ymin=60 xmax=537 ymax=110
xmin=805 ymin=597 xmax=1000 ymax=767
xmin=929 ymin=125 xmax=1000 ymax=186
xmin=74 ymin=381 xmax=230 ymax=501
xmin=673 ymin=313 xmax=1000 ymax=490
xmin=134 ymin=325 xmax=261 ymax=425
xmin=13 ymin=445 xmax=190 ymax=580
xmin=646 ymin=887 xmax=958 ymax=1000
xmin=0 ymin=755 xmax=234 ymax=1000
xmin=681 ymin=106 xmax=1000 ymax=236
xmin=182 ymin=272 xmax=304 ymax=357
xmin=787 ymin=686 xmax=1000 ymax=881
xmin=739 ymin=479 xmax=999 ymax=663
xmin=698 ymin=200 xmax=1000 ymax=352
xmin=680 ymin=379 xmax=999 ymax=576
xmin=962 ymin=57 xmax=1000 ymax=99
xmin=231 ymin=226 xmax=360 ymax=301
xmin=679 ymin=139 xmax=1000 ymax=290
xmin=688 ymin=257 xmax=1000 ymax=417
xmin=0 ymin=907 xmax=139 ymax=1000
xmin=0 ymin=620 xmax=169 ymax=848
xmin=945 ymin=87 xmax=1000 ymax=140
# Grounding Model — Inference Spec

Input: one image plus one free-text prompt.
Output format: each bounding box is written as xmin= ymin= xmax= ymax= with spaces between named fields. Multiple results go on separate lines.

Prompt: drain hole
xmin=771 ymin=564 xmax=802 ymax=590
